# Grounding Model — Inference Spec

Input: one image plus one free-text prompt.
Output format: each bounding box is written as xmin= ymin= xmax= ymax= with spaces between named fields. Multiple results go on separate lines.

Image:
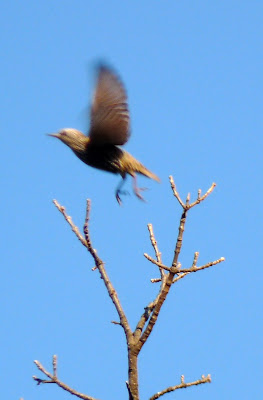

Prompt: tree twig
xmin=188 ymin=183 xmax=216 ymax=209
xmin=33 ymin=357 xmax=98 ymax=400
xmin=135 ymin=181 xmax=219 ymax=354
xmin=53 ymin=200 xmax=88 ymax=248
xmin=136 ymin=208 xmax=188 ymax=352
xmin=144 ymin=254 xmax=225 ymax=274
xmin=169 ymin=177 xmax=216 ymax=210
xmin=47 ymin=179 xmax=221 ymax=400
xmin=169 ymin=176 xmax=185 ymax=208
xmin=52 ymin=199 xmax=138 ymax=399
xmin=147 ymin=223 xmax=164 ymax=281
xmin=82 ymin=199 xmax=133 ymax=342
xmin=149 ymin=374 xmax=211 ymax=400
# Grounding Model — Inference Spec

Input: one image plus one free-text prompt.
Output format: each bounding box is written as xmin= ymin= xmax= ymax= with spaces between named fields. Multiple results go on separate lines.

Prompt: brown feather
xmin=89 ymin=66 xmax=130 ymax=145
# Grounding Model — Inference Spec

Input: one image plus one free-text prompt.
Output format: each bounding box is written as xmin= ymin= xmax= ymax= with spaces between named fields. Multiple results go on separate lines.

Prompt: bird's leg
xmin=132 ymin=174 xmax=147 ymax=202
xmin=115 ymin=175 xmax=129 ymax=205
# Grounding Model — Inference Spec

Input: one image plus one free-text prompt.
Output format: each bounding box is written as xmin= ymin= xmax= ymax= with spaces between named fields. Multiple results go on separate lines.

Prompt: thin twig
xmin=53 ymin=199 xmax=132 ymax=339
xmin=151 ymin=272 xmax=189 ymax=283
xmin=53 ymin=199 xmax=138 ymax=399
xmin=133 ymin=302 xmax=155 ymax=341
xmin=147 ymin=224 xmax=162 ymax=263
xmin=169 ymin=176 xmax=185 ymax=208
xmin=52 ymin=354 xmax=57 ymax=378
xmin=178 ymin=257 xmax=225 ymax=273
xmin=82 ymin=200 xmax=133 ymax=343
xmin=172 ymin=272 xmax=189 ymax=283
xmin=133 ymin=224 xmax=166 ymax=340
xmin=53 ymin=200 xmax=87 ymax=248
xmin=144 ymin=254 xmax=171 ymax=271
xmin=150 ymin=277 xmax=162 ymax=283
xmin=144 ymin=254 xmax=225 ymax=274
xmin=136 ymin=208 xmax=188 ymax=352
xmin=136 ymin=181 xmax=220 ymax=353
xmin=111 ymin=320 xmax=121 ymax=325
xmin=33 ymin=359 xmax=98 ymax=400
xmin=149 ymin=374 xmax=211 ymax=400
xmin=147 ymin=223 xmax=165 ymax=281
xmin=169 ymin=177 xmax=216 ymax=211
xmin=188 ymin=183 xmax=216 ymax=209
xmin=171 ymin=251 xmax=199 ymax=283
xmin=192 ymin=251 xmax=199 ymax=266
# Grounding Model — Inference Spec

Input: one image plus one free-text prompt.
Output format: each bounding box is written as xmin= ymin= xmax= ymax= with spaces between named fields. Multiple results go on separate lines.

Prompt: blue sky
xmin=1 ymin=1 xmax=262 ymax=399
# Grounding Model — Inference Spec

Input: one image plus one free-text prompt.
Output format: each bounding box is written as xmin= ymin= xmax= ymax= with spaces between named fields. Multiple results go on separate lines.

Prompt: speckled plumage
xmin=48 ymin=65 xmax=160 ymax=204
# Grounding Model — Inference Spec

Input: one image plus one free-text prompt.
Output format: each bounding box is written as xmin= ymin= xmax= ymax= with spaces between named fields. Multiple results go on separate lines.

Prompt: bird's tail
xmin=133 ymin=160 xmax=160 ymax=182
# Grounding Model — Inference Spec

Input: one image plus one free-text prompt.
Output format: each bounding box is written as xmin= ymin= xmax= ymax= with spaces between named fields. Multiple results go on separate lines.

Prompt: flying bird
xmin=48 ymin=65 xmax=160 ymax=204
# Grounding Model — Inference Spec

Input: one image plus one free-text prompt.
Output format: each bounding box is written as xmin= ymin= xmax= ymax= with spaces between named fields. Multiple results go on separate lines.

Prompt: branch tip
xmin=52 ymin=355 xmax=57 ymax=377
xmin=149 ymin=373 xmax=212 ymax=400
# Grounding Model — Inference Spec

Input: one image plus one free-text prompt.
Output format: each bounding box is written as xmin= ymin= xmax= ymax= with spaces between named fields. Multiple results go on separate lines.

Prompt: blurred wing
xmin=89 ymin=65 xmax=130 ymax=145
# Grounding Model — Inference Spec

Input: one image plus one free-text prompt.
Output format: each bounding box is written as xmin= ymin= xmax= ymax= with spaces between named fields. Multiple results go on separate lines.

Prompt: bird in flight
xmin=48 ymin=65 xmax=160 ymax=204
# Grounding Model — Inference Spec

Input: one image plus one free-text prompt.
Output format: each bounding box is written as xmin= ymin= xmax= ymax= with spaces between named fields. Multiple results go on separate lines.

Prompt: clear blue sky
xmin=1 ymin=1 xmax=262 ymax=399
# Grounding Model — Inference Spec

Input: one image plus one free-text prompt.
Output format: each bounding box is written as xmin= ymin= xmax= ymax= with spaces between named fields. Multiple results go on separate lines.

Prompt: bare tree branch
xmin=147 ymin=223 xmax=164 ymax=281
xmin=33 ymin=357 xmax=99 ymax=400
xmin=54 ymin=199 xmax=133 ymax=342
xmin=36 ymin=179 xmax=221 ymax=400
xmin=149 ymin=374 xmax=212 ymax=400
xmin=188 ymin=183 xmax=217 ymax=209
xmin=169 ymin=176 xmax=216 ymax=210
xmin=82 ymin=199 xmax=133 ymax=342
xmin=134 ymin=180 xmax=218 ymax=354
xmin=133 ymin=224 xmax=167 ymax=341
xmin=169 ymin=176 xmax=185 ymax=208
xmin=144 ymin=254 xmax=171 ymax=272
xmin=136 ymin=208 xmax=188 ymax=353
xmin=52 ymin=354 xmax=57 ymax=378
xmin=53 ymin=200 xmax=88 ymax=248
xmin=144 ymin=254 xmax=225 ymax=274
xmin=52 ymin=199 xmax=139 ymax=399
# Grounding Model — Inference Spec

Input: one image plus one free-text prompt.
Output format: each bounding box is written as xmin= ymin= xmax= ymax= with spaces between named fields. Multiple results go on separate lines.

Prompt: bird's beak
xmin=47 ymin=133 xmax=60 ymax=138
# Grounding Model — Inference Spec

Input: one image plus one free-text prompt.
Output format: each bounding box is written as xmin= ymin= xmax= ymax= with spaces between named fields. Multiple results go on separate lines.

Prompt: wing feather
xmin=89 ymin=65 xmax=130 ymax=145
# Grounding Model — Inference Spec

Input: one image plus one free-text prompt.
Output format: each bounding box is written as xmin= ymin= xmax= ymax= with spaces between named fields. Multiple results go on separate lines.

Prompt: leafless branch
xmin=149 ymin=374 xmax=211 ymax=400
xmin=134 ymin=181 xmax=220 ymax=355
xmin=144 ymin=254 xmax=171 ymax=271
xmin=53 ymin=354 xmax=57 ymax=378
xmin=52 ymin=199 xmax=138 ymax=398
xmin=135 ymin=208 xmax=188 ymax=352
xmin=178 ymin=257 xmax=225 ymax=272
xmin=171 ymin=251 xmax=198 ymax=283
xmin=147 ymin=223 xmax=164 ymax=281
xmin=111 ymin=320 xmax=122 ymax=325
xmin=188 ymin=183 xmax=216 ymax=208
xmin=33 ymin=357 xmax=98 ymax=400
xmin=172 ymin=272 xmax=189 ymax=283
xmin=53 ymin=199 xmax=87 ymax=248
xmin=53 ymin=199 xmax=133 ymax=342
xmin=169 ymin=176 xmax=185 ymax=208
xmin=41 ymin=179 xmax=222 ymax=400
xmin=144 ymin=254 xmax=225 ymax=274
xmin=169 ymin=177 xmax=216 ymax=210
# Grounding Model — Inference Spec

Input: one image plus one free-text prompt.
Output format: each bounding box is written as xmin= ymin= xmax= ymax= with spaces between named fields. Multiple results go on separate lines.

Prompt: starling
xmin=48 ymin=65 xmax=160 ymax=204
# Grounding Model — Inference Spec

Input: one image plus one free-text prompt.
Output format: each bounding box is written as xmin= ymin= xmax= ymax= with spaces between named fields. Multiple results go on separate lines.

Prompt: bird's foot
xmin=134 ymin=187 xmax=148 ymax=202
xmin=116 ymin=189 xmax=130 ymax=205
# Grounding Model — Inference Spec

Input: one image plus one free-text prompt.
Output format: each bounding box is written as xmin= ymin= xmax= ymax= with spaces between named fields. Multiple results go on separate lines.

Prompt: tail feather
xmin=134 ymin=161 xmax=160 ymax=182
xmin=139 ymin=167 xmax=160 ymax=182
xmin=122 ymin=151 xmax=160 ymax=182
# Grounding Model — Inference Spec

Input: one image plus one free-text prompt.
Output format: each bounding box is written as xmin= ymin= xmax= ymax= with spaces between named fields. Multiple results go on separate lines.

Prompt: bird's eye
xmin=60 ymin=131 xmax=66 ymax=136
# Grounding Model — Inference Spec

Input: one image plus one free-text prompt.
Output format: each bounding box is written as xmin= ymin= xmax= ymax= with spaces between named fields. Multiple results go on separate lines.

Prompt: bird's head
xmin=48 ymin=128 xmax=87 ymax=152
